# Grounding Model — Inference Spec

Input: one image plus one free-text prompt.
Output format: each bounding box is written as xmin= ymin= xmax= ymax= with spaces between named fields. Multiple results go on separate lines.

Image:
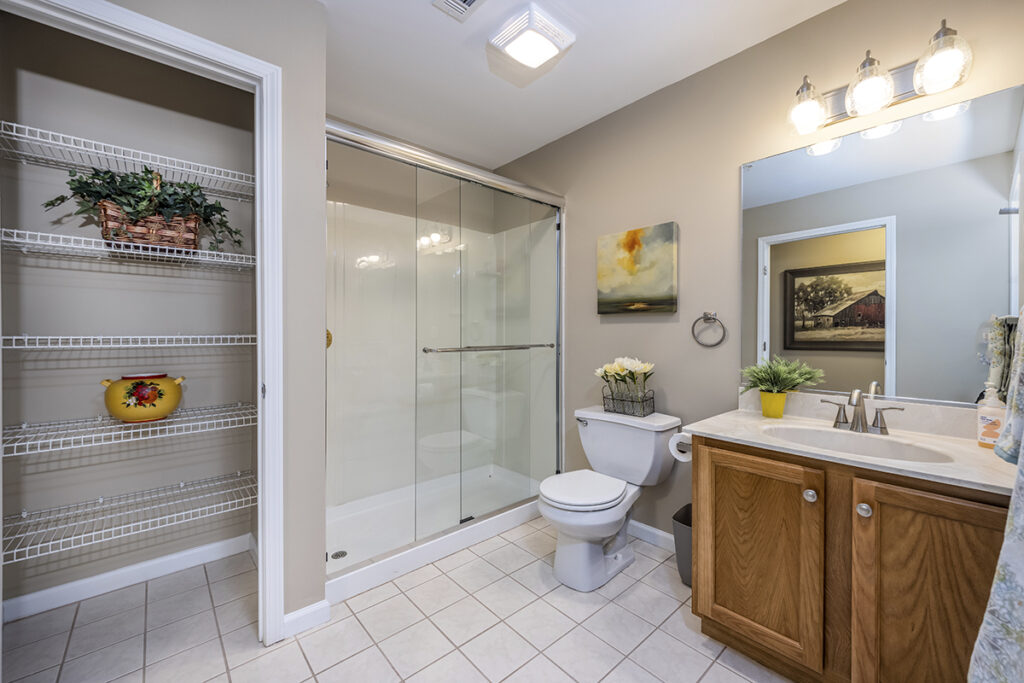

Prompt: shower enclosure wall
xmin=325 ymin=138 xmax=560 ymax=576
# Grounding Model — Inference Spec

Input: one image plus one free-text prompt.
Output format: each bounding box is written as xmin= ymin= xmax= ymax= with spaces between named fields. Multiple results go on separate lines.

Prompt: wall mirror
xmin=742 ymin=84 xmax=1024 ymax=405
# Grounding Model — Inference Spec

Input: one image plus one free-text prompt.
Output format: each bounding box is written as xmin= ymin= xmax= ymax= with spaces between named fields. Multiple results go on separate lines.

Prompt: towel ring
xmin=692 ymin=312 xmax=726 ymax=348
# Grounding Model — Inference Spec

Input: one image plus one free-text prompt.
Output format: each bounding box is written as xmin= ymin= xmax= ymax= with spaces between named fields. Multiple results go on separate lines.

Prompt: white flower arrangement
xmin=594 ymin=356 xmax=655 ymax=400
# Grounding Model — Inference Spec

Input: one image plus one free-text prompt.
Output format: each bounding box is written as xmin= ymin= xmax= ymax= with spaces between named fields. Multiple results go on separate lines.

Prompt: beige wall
xmin=498 ymin=0 xmax=1024 ymax=532
xmin=109 ymin=0 xmax=327 ymax=613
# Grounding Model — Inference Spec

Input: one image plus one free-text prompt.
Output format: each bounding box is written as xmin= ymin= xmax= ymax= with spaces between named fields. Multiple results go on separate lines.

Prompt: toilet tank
xmin=574 ymin=406 xmax=681 ymax=486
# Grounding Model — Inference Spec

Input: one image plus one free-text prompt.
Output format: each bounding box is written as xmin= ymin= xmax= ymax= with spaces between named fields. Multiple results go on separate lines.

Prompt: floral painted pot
xmin=101 ymin=373 xmax=184 ymax=423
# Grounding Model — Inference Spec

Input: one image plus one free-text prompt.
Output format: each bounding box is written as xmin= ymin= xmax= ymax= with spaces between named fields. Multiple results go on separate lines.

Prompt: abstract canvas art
xmin=596 ymin=222 xmax=678 ymax=314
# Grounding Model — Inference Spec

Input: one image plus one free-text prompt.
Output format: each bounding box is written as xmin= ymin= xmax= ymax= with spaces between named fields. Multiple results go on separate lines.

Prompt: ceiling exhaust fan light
xmin=491 ymin=4 xmax=575 ymax=69
xmin=844 ymin=50 xmax=894 ymax=117
xmin=789 ymin=76 xmax=827 ymax=135
xmin=913 ymin=20 xmax=973 ymax=95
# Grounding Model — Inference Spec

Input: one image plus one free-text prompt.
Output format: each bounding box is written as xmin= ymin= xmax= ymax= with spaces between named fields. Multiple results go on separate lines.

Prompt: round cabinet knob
xmin=802 ymin=489 xmax=818 ymax=503
xmin=856 ymin=503 xmax=873 ymax=518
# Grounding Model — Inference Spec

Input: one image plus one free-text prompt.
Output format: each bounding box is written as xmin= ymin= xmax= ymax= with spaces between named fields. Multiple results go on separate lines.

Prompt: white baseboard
xmin=282 ymin=599 xmax=331 ymax=638
xmin=627 ymin=519 xmax=676 ymax=552
xmin=3 ymin=533 xmax=254 ymax=622
xmin=326 ymin=500 xmax=538 ymax=604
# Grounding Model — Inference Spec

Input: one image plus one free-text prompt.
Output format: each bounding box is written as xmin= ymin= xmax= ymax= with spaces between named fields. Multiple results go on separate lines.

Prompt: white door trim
xmin=756 ymin=216 xmax=896 ymax=394
xmin=0 ymin=0 xmax=287 ymax=645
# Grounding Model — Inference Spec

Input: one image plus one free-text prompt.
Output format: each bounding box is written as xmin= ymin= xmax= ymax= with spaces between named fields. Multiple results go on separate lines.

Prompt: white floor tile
xmin=430 ymin=597 xmax=499 ymax=646
xmin=482 ymin=543 xmax=536 ymax=574
xmin=144 ymin=637 xmax=226 ymax=683
xmin=615 ymin=581 xmax=681 ymax=625
xmin=346 ymin=582 xmax=400 ymax=613
xmin=317 ymin=645 xmax=399 ymax=683
xmin=66 ymin=605 xmax=144 ymax=660
xmin=433 ymin=548 xmax=477 ymax=573
xmin=204 ymin=552 xmax=256 ymax=584
xmin=220 ymin=624 xmax=292 ymax=669
xmin=214 ymin=593 xmax=259 ymax=634
xmin=543 ymin=585 xmax=609 ymax=622
xmin=147 ymin=566 xmax=207 ymax=603
xmin=9 ymin=666 xmax=59 ymax=683
xmin=394 ymin=564 xmax=442 ymax=591
xmin=621 ymin=553 xmax=661 ymax=579
xmin=356 ymin=594 xmax=424 ymax=642
xmin=582 ymin=602 xmax=655 ymax=654
xmin=544 ymin=626 xmax=623 ymax=683
xmin=377 ymin=620 xmax=454 ymax=678
xmin=470 ymin=536 xmax=508 ymax=556
xmin=209 ymin=569 xmax=257 ymax=606
xmin=717 ymin=647 xmax=793 ymax=683
xmin=516 ymin=531 xmax=557 ymax=558
xmin=405 ymin=575 xmax=468 ymax=615
xmin=503 ymin=655 xmax=574 ymax=683
xmin=146 ymin=584 xmax=213 ymax=630
xmin=474 ymin=576 xmax=537 ymax=619
xmin=505 ymin=599 xmax=575 ymax=650
xmin=630 ymin=539 xmax=673 ymax=563
xmin=511 ymin=560 xmax=560 ymax=596
xmin=230 ymin=641 xmax=312 ymax=683
xmin=447 ymin=557 xmax=505 ymax=593
xmin=603 ymin=658 xmax=662 ymax=683
xmin=2 ymin=605 xmax=75 ymax=652
xmin=297 ymin=615 xmax=373 ymax=673
xmin=596 ymin=572 xmax=637 ymax=600
xmin=629 ymin=630 xmax=712 ymax=683
xmin=527 ymin=516 xmax=549 ymax=529
xmin=500 ymin=523 xmax=536 ymax=542
xmin=1 ymin=632 xmax=68 ymax=682
xmin=58 ymin=634 xmax=144 ymax=683
xmin=145 ymin=610 xmax=219 ymax=664
xmin=659 ymin=607 xmax=725 ymax=660
xmin=641 ymin=561 xmax=693 ymax=603
xmin=76 ymin=584 xmax=145 ymax=626
xmin=700 ymin=663 xmax=753 ymax=683
xmin=461 ymin=623 xmax=537 ymax=682
xmin=406 ymin=650 xmax=486 ymax=683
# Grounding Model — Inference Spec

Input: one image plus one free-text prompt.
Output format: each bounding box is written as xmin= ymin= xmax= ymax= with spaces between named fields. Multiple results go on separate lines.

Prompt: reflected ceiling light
xmin=914 ymin=20 xmax=973 ymax=95
xmin=860 ymin=120 xmax=902 ymax=140
xmin=789 ymin=76 xmax=827 ymax=135
xmin=923 ymin=100 xmax=970 ymax=122
xmin=844 ymin=51 xmax=895 ymax=117
xmin=490 ymin=3 xmax=575 ymax=69
xmin=430 ymin=232 xmax=442 ymax=243
xmin=419 ymin=236 xmax=431 ymax=247
xmin=807 ymin=138 xmax=841 ymax=157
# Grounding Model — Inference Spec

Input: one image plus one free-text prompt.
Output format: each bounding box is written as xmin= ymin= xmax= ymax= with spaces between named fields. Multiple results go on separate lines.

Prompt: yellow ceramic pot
xmin=760 ymin=391 xmax=787 ymax=419
xmin=101 ymin=373 xmax=184 ymax=423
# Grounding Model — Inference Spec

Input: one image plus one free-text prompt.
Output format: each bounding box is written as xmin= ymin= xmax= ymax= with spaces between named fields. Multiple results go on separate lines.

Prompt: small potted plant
xmin=43 ymin=167 xmax=243 ymax=251
xmin=741 ymin=356 xmax=824 ymax=418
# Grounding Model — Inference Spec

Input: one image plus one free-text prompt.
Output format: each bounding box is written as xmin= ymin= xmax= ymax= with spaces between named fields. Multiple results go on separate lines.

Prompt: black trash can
xmin=672 ymin=504 xmax=692 ymax=587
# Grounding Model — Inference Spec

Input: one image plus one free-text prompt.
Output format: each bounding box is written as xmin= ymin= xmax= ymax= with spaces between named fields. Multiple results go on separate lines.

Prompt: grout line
xmin=204 ymin=563 xmax=233 ymax=681
xmin=53 ymin=600 xmax=80 ymax=682
xmin=142 ymin=582 xmax=148 ymax=683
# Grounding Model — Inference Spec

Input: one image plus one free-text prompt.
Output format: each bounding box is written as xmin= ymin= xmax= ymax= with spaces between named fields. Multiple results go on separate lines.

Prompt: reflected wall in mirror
xmin=742 ymin=85 xmax=1024 ymax=404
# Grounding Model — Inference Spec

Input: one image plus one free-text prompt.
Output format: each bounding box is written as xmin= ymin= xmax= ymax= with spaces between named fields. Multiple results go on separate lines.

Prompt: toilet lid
xmin=539 ymin=470 xmax=628 ymax=511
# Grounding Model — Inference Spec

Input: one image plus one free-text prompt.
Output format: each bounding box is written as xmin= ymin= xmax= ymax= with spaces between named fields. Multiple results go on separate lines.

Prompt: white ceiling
xmin=742 ymin=86 xmax=1024 ymax=209
xmin=323 ymin=0 xmax=845 ymax=169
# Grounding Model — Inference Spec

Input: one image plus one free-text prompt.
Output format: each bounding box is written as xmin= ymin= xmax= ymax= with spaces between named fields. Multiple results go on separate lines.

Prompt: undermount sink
xmin=760 ymin=423 xmax=954 ymax=463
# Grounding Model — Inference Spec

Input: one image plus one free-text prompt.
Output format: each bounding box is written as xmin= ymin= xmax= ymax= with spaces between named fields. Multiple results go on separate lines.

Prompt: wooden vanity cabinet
xmin=691 ymin=437 xmax=1008 ymax=683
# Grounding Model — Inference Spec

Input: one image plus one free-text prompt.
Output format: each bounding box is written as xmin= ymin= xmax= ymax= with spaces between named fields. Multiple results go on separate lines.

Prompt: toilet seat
xmin=539 ymin=470 xmax=628 ymax=512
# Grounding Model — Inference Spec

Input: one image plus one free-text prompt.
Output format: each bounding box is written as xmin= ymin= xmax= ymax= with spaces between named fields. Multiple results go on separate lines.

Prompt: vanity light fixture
xmin=913 ymin=20 xmax=973 ymax=95
xmin=844 ymin=50 xmax=895 ymax=117
xmin=788 ymin=76 xmax=827 ymax=135
xmin=490 ymin=3 xmax=575 ymax=69
xmin=860 ymin=120 xmax=902 ymax=140
xmin=922 ymin=100 xmax=970 ymax=122
xmin=807 ymin=138 xmax=842 ymax=157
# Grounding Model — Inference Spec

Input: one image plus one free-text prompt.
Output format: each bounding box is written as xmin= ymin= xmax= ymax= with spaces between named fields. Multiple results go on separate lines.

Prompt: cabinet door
xmin=694 ymin=446 xmax=825 ymax=672
xmin=851 ymin=479 xmax=1006 ymax=683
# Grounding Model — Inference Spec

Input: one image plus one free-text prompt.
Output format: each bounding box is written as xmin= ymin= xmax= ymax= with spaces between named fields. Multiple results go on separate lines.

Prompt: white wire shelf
xmin=2 ymin=228 xmax=256 ymax=269
xmin=3 ymin=470 xmax=257 ymax=564
xmin=3 ymin=403 xmax=257 ymax=457
xmin=2 ymin=334 xmax=257 ymax=350
xmin=0 ymin=121 xmax=255 ymax=202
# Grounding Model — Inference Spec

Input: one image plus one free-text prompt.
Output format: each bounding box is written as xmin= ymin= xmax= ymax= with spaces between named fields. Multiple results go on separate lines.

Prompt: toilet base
xmin=551 ymin=513 xmax=635 ymax=592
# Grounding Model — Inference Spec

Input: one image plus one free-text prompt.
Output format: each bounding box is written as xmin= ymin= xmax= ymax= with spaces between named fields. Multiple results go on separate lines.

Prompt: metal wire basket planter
xmin=602 ymin=386 xmax=655 ymax=417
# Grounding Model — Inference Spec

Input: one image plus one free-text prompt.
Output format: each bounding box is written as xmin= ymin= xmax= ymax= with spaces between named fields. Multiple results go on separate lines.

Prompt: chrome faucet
xmin=867 ymin=381 xmax=882 ymax=398
xmin=848 ymin=389 xmax=870 ymax=433
xmin=871 ymin=406 xmax=904 ymax=435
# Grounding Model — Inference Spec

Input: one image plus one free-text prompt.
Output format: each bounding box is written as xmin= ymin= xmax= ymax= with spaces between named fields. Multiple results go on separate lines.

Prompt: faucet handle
xmin=820 ymin=399 xmax=849 ymax=428
xmin=871 ymin=406 xmax=904 ymax=435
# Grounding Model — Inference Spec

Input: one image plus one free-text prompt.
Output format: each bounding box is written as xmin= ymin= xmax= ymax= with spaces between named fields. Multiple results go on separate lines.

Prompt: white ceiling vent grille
xmin=432 ymin=0 xmax=483 ymax=22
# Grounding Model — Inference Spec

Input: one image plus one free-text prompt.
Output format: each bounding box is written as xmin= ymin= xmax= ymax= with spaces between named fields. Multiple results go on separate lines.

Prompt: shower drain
xmin=330 ymin=550 xmax=347 ymax=560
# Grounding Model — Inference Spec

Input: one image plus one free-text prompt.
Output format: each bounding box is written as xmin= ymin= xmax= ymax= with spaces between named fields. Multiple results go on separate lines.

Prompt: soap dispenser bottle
xmin=977 ymin=386 xmax=1006 ymax=449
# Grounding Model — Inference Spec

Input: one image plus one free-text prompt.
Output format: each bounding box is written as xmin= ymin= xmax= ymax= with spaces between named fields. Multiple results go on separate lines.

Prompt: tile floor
xmin=3 ymin=515 xmax=793 ymax=683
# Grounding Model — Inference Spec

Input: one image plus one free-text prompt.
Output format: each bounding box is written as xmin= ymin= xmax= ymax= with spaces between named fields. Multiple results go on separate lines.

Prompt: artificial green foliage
xmin=741 ymin=356 xmax=825 ymax=394
xmin=43 ymin=167 xmax=242 ymax=251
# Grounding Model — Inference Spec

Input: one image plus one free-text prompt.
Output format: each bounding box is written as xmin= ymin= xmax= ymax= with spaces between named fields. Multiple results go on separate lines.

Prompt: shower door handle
xmin=421 ymin=343 xmax=555 ymax=353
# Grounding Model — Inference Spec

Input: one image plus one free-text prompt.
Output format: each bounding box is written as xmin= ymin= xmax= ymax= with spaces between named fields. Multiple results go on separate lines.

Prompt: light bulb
xmin=788 ymin=76 xmax=827 ymax=135
xmin=913 ymin=20 xmax=973 ymax=95
xmin=922 ymin=101 xmax=969 ymax=122
xmin=419 ymin=236 xmax=430 ymax=247
xmin=807 ymin=138 xmax=841 ymax=157
xmin=860 ymin=121 xmax=902 ymax=140
xmin=367 ymin=254 xmax=380 ymax=263
xmin=844 ymin=51 xmax=894 ymax=117
xmin=430 ymin=232 xmax=442 ymax=243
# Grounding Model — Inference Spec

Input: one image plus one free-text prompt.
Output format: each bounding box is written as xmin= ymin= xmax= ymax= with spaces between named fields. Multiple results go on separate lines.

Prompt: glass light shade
xmin=490 ymin=4 xmax=575 ymax=70
xmin=860 ymin=121 xmax=902 ymax=140
xmin=844 ymin=51 xmax=894 ymax=117
xmin=807 ymin=138 xmax=842 ymax=157
xmin=913 ymin=20 xmax=973 ymax=95
xmin=788 ymin=76 xmax=827 ymax=135
xmin=504 ymin=29 xmax=559 ymax=68
xmin=922 ymin=100 xmax=970 ymax=122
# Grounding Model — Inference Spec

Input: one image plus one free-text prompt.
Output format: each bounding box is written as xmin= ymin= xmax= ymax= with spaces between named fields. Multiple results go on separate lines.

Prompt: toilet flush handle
xmin=576 ymin=417 xmax=588 ymax=426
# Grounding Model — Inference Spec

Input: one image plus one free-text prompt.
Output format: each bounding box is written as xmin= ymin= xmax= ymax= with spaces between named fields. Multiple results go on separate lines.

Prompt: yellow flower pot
xmin=760 ymin=391 xmax=787 ymax=419
xmin=101 ymin=373 xmax=185 ymax=423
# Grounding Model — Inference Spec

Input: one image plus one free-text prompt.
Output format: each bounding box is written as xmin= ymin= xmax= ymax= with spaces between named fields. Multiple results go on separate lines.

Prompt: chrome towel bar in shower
xmin=422 ymin=343 xmax=555 ymax=353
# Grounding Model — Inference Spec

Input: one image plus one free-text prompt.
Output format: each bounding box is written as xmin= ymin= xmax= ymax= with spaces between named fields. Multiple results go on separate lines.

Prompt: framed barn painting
xmin=597 ymin=222 xmax=678 ymax=314
xmin=783 ymin=260 xmax=885 ymax=351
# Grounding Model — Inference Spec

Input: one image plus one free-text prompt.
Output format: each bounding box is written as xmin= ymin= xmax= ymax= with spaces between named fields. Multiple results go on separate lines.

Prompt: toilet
xmin=538 ymin=406 xmax=681 ymax=592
